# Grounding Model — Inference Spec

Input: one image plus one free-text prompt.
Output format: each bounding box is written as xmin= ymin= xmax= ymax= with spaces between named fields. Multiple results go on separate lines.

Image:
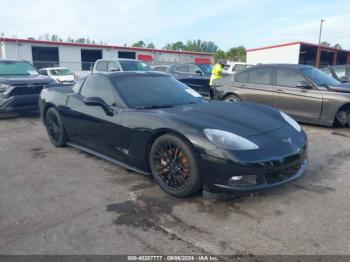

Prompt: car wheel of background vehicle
xmin=45 ymin=108 xmax=66 ymax=147
xmin=149 ymin=134 xmax=202 ymax=197
xmin=224 ymin=94 xmax=241 ymax=102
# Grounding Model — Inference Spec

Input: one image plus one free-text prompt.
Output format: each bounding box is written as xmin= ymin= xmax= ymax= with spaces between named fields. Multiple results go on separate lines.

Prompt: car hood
xmin=0 ymin=74 xmax=54 ymax=84
xmin=159 ymin=101 xmax=286 ymax=137
xmin=327 ymin=83 xmax=350 ymax=93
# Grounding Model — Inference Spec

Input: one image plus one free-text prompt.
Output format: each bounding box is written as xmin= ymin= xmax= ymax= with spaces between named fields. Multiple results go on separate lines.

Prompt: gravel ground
xmin=0 ymin=113 xmax=349 ymax=255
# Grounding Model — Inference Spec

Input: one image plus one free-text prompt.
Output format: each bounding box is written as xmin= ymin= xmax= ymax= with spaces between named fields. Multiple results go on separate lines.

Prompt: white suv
xmin=92 ymin=59 xmax=151 ymax=73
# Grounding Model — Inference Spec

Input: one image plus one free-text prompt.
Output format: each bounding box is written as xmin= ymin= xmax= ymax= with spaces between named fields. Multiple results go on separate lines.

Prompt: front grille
xmin=265 ymin=162 xmax=303 ymax=184
xmin=9 ymin=83 xmax=45 ymax=96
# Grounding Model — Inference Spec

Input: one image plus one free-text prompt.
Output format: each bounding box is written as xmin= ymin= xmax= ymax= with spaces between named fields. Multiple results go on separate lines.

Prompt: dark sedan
xmin=152 ymin=63 xmax=212 ymax=97
xmin=39 ymin=71 xmax=308 ymax=197
xmin=213 ymin=64 xmax=350 ymax=127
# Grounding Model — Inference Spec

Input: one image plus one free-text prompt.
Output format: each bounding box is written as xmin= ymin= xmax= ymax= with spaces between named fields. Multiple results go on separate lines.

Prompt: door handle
xmin=276 ymin=89 xmax=284 ymax=93
xmin=238 ymin=84 xmax=246 ymax=88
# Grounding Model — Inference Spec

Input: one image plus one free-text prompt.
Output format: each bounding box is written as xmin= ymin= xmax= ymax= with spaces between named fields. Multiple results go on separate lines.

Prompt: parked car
xmin=153 ymin=63 xmax=213 ymax=97
xmin=213 ymin=64 xmax=350 ymax=127
xmin=225 ymin=62 xmax=253 ymax=75
xmin=39 ymin=71 xmax=308 ymax=197
xmin=0 ymin=59 xmax=56 ymax=117
xmin=92 ymin=59 xmax=151 ymax=73
xmin=39 ymin=67 xmax=76 ymax=85
xmin=321 ymin=65 xmax=350 ymax=83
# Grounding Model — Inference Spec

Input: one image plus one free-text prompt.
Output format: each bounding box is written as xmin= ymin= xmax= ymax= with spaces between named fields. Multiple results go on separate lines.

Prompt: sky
xmin=0 ymin=0 xmax=350 ymax=51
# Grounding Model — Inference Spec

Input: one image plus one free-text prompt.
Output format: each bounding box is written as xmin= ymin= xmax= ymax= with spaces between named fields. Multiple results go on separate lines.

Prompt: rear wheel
xmin=224 ymin=94 xmax=241 ymax=102
xmin=336 ymin=110 xmax=350 ymax=127
xmin=149 ymin=134 xmax=202 ymax=197
xmin=45 ymin=108 xmax=66 ymax=147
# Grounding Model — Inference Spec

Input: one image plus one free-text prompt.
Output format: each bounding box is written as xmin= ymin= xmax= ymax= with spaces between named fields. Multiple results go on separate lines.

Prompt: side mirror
xmin=195 ymin=70 xmax=203 ymax=76
xmin=340 ymin=76 xmax=349 ymax=83
xmin=83 ymin=97 xmax=114 ymax=116
xmin=296 ymin=80 xmax=312 ymax=89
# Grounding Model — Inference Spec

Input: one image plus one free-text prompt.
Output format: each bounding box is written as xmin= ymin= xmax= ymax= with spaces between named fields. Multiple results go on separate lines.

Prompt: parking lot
xmin=0 ymin=113 xmax=349 ymax=255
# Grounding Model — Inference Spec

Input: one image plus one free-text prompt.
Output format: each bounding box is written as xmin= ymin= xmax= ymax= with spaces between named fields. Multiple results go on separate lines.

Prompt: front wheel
xmin=149 ymin=134 xmax=202 ymax=197
xmin=45 ymin=108 xmax=66 ymax=147
xmin=224 ymin=94 xmax=241 ymax=102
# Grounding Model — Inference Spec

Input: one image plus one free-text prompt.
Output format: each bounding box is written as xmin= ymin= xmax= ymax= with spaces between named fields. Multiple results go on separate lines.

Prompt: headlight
xmin=280 ymin=111 xmax=301 ymax=132
xmin=204 ymin=129 xmax=259 ymax=151
xmin=0 ymin=83 xmax=12 ymax=93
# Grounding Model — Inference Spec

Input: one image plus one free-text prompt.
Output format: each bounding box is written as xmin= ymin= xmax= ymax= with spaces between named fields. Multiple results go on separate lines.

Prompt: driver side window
xmin=80 ymin=75 xmax=116 ymax=106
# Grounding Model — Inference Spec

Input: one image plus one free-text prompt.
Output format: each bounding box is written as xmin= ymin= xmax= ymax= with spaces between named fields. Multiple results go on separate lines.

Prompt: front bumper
xmin=0 ymin=94 xmax=40 ymax=113
xmin=201 ymin=148 xmax=308 ymax=194
xmin=199 ymin=126 xmax=308 ymax=195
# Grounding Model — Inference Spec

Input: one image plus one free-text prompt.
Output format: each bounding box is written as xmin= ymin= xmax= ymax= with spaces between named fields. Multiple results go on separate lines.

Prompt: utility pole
xmin=316 ymin=19 xmax=325 ymax=68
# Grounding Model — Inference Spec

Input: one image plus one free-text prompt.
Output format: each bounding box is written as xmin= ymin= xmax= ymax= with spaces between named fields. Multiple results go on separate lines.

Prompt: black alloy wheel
xmin=149 ymin=134 xmax=201 ymax=197
xmin=45 ymin=108 xmax=66 ymax=147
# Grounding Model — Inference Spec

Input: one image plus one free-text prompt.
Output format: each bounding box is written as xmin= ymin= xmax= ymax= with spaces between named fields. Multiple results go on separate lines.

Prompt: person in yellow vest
xmin=209 ymin=59 xmax=226 ymax=97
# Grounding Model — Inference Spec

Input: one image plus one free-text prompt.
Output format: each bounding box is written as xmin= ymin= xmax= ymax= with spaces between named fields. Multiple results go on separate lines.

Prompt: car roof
xmin=0 ymin=59 xmax=31 ymax=63
xmin=255 ymin=63 xmax=314 ymax=69
xmin=93 ymin=71 xmax=172 ymax=78
xmin=95 ymin=58 xmax=144 ymax=62
xmin=40 ymin=67 xmax=71 ymax=70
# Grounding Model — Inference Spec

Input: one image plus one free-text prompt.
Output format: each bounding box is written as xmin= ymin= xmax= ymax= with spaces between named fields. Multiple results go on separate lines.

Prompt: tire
xmin=45 ymin=108 xmax=66 ymax=147
xmin=224 ymin=94 xmax=241 ymax=102
xmin=149 ymin=134 xmax=202 ymax=197
xmin=336 ymin=110 xmax=350 ymax=127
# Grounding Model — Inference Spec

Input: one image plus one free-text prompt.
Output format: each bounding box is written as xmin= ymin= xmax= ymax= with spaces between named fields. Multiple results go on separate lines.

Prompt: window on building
xmin=32 ymin=46 xmax=59 ymax=69
xmin=81 ymin=49 xmax=102 ymax=71
xmin=118 ymin=51 xmax=136 ymax=59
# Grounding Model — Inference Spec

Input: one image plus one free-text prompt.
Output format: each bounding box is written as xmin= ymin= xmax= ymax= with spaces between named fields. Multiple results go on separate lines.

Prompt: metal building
xmin=0 ymin=37 xmax=213 ymax=76
xmin=247 ymin=42 xmax=350 ymax=68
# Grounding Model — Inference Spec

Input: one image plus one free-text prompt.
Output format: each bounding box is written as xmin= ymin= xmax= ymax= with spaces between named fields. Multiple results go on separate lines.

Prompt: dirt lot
xmin=0 ymin=113 xmax=349 ymax=255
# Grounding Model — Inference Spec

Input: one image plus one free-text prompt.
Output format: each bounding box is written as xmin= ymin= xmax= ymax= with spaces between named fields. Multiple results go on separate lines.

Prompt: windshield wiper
xmin=135 ymin=105 xmax=175 ymax=110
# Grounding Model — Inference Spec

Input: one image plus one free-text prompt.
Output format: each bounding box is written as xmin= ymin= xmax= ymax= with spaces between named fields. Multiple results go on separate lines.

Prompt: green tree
xmin=225 ymin=46 xmax=246 ymax=62
xmin=132 ymin=40 xmax=146 ymax=48
xmin=163 ymin=41 xmax=185 ymax=51
xmin=147 ymin=42 xmax=155 ymax=48
xmin=213 ymin=50 xmax=226 ymax=62
xmin=334 ymin=43 xmax=342 ymax=49
xmin=320 ymin=41 xmax=331 ymax=47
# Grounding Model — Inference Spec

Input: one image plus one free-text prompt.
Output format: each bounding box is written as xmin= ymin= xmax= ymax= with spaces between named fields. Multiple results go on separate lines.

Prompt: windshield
xmin=112 ymin=75 xmax=203 ymax=108
xmin=49 ymin=68 xmax=73 ymax=76
xmin=198 ymin=64 xmax=213 ymax=75
xmin=301 ymin=68 xmax=340 ymax=86
xmin=119 ymin=60 xmax=151 ymax=71
xmin=0 ymin=61 xmax=38 ymax=76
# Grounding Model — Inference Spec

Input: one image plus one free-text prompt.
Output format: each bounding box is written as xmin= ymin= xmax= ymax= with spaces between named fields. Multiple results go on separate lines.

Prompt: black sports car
xmin=39 ymin=71 xmax=308 ymax=197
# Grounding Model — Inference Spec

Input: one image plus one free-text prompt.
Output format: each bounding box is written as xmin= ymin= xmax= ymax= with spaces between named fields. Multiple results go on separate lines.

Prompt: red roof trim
xmin=247 ymin=42 xmax=302 ymax=52
xmin=247 ymin=41 xmax=350 ymax=53
xmin=2 ymin=38 xmax=214 ymax=56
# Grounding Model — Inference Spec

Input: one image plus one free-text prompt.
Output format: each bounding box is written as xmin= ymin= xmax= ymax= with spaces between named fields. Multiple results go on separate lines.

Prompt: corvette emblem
xmin=283 ymin=137 xmax=293 ymax=144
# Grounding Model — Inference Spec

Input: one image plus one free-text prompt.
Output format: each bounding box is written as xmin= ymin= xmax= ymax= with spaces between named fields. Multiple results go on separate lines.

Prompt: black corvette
xmin=39 ymin=71 xmax=308 ymax=197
